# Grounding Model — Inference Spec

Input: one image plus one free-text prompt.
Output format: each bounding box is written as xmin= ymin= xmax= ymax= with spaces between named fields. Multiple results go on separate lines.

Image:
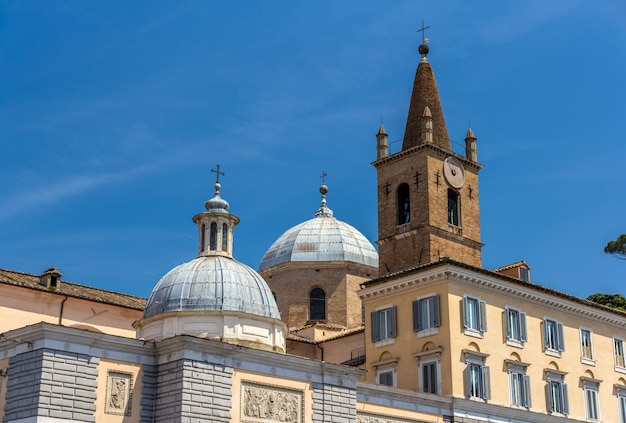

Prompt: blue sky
xmin=1 ymin=1 xmax=625 ymax=300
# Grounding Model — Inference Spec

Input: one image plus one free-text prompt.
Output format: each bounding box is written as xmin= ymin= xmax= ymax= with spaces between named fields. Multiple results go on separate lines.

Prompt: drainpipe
xmin=58 ymin=296 xmax=69 ymax=325
xmin=316 ymin=342 xmax=324 ymax=361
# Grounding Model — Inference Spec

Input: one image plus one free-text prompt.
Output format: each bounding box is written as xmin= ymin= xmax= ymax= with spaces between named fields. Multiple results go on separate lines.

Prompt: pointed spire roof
xmin=402 ymin=43 xmax=451 ymax=151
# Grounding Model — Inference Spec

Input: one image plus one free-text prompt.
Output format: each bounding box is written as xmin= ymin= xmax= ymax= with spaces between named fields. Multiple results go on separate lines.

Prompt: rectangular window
xmin=510 ymin=371 xmax=531 ymax=407
xmin=619 ymin=393 xmax=626 ymax=423
xmin=378 ymin=370 xmax=394 ymax=387
xmin=543 ymin=318 xmax=565 ymax=352
xmin=519 ymin=267 xmax=529 ymax=282
xmin=421 ymin=361 xmax=438 ymax=394
xmin=463 ymin=296 xmax=487 ymax=333
xmin=465 ymin=362 xmax=490 ymax=400
xmin=584 ymin=384 xmax=599 ymax=421
xmin=370 ymin=306 xmax=397 ymax=343
xmin=413 ymin=295 xmax=440 ymax=332
xmin=505 ymin=307 xmax=527 ymax=343
xmin=546 ymin=380 xmax=569 ymax=415
xmin=580 ymin=329 xmax=594 ymax=361
xmin=616 ymin=338 xmax=626 ymax=369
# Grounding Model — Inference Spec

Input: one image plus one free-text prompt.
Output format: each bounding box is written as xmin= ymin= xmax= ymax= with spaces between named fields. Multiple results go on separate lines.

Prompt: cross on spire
xmin=320 ymin=171 xmax=328 ymax=184
xmin=211 ymin=164 xmax=225 ymax=183
xmin=417 ymin=19 xmax=430 ymax=44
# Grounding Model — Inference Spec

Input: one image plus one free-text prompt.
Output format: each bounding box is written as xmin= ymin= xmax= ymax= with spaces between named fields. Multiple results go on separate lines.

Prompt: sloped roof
xmin=0 ymin=268 xmax=146 ymax=310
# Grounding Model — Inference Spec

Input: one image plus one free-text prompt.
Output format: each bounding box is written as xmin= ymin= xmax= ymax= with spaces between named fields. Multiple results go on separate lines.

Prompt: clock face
xmin=443 ymin=157 xmax=465 ymax=189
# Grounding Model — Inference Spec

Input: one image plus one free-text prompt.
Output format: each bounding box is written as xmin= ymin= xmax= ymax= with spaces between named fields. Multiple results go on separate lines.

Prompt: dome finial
xmin=205 ymin=164 xmax=230 ymax=212
xmin=417 ymin=19 xmax=430 ymax=63
xmin=315 ymin=171 xmax=333 ymax=218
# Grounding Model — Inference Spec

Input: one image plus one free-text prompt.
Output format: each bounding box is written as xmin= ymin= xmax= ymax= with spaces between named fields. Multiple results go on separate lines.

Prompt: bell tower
xmin=373 ymin=40 xmax=483 ymax=274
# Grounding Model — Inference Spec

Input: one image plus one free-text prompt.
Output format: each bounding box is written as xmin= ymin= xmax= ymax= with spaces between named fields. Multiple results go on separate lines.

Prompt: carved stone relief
xmin=241 ymin=382 xmax=302 ymax=423
xmin=105 ymin=371 xmax=132 ymax=416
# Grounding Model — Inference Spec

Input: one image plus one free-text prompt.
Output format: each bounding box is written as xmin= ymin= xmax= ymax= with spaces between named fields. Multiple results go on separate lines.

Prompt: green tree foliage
xmin=587 ymin=293 xmax=626 ymax=312
xmin=605 ymin=234 xmax=626 ymax=260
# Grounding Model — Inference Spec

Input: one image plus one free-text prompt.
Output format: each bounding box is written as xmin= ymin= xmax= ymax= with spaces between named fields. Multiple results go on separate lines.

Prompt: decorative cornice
xmin=359 ymin=259 xmax=626 ymax=328
xmin=372 ymin=143 xmax=482 ymax=173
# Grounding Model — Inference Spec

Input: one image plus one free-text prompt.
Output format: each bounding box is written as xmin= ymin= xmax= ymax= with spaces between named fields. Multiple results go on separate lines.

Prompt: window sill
xmin=506 ymin=339 xmax=524 ymax=349
xmin=375 ymin=338 xmax=395 ymax=348
xmin=417 ymin=328 xmax=439 ymax=338
xmin=545 ymin=349 xmax=562 ymax=358
xmin=581 ymin=357 xmax=596 ymax=366
xmin=464 ymin=328 xmax=484 ymax=339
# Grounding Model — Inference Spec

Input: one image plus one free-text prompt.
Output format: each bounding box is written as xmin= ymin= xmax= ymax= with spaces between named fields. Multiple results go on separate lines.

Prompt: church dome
xmin=143 ymin=256 xmax=280 ymax=319
xmin=135 ymin=171 xmax=285 ymax=352
xmin=259 ymin=184 xmax=378 ymax=270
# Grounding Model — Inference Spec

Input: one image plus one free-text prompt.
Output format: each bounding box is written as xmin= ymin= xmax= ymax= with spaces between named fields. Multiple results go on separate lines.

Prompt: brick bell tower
xmin=373 ymin=40 xmax=483 ymax=274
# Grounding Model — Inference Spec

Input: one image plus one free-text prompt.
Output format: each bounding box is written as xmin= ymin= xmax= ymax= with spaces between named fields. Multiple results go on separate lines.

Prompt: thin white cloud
xmin=0 ymin=159 xmax=165 ymax=221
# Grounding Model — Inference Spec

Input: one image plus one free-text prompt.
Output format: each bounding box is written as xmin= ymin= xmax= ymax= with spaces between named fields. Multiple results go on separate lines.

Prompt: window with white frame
xmin=462 ymin=295 xmax=487 ymax=335
xmin=545 ymin=369 xmax=569 ymax=415
xmin=580 ymin=328 xmax=594 ymax=363
xmin=582 ymin=377 xmax=600 ymax=421
xmin=504 ymin=306 xmax=527 ymax=345
xmin=370 ymin=306 xmax=397 ymax=344
xmin=413 ymin=294 xmax=440 ymax=335
xmin=463 ymin=350 xmax=490 ymax=400
xmin=413 ymin=347 xmax=442 ymax=395
xmin=372 ymin=358 xmax=398 ymax=387
xmin=617 ymin=387 xmax=626 ymax=423
xmin=615 ymin=338 xmax=626 ymax=370
xmin=543 ymin=317 xmax=565 ymax=354
xmin=506 ymin=360 xmax=531 ymax=408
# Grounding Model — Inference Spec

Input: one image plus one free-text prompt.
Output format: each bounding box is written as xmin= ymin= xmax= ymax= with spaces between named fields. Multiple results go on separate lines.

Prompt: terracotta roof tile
xmin=0 ymin=268 xmax=146 ymax=310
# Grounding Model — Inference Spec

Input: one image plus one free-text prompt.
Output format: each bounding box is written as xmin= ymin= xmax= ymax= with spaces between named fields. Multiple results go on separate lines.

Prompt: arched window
xmin=222 ymin=223 xmax=228 ymax=251
xmin=210 ymin=222 xmax=217 ymax=250
xmin=201 ymin=223 xmax=206 ymax=250
xmin=310 ymin=288 xmax=326 ymax=321
xmin=397 ymin=183 xmax=411 ymax=225
xmin=448 ymin=189 xmax=460 ymax=226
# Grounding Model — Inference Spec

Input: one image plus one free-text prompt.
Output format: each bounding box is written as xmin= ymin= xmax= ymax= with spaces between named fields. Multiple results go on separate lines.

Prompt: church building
xmin=1 ymin=37 xmax=626 ymax=423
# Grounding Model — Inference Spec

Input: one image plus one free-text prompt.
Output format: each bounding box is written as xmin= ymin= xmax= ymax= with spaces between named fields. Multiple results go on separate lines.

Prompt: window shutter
xmin=371 ymin=311 xmax=380 ymax=342
xmin=464 ymin=365 xmax=471 ymax=397
xmin=543 ymin=319 xmax=549 ymax=349
xmin=504 ymin=309 xmax=512 ymax=339
xmin=389 ymin=306 xmax=397 ymax=338
xmin=479 ymin=300 xmax=487 ymax=332
xmin=412 ymin=300 xmax=420 ymax=332
xmin=546 ymin=383 xmax=553 ymax=412
xmin=557 ymin=322 xmax=565 ymax=352
xmin=430 ymin=363 xmax=438 ymax=394
xmin=523 ymin=375 xmax=532 ymax=408
xmin=482 ymin=366 xmax=491 ymax=400
xmin=520 ymin=312 xmax=528 ymax=342
xmin=562 ymin=383 xmax=569 ymax=414
xmin=462 ymin=297 xmax=469 ymax=328
xmin=433 ymin=295 xmax=440 ymax=327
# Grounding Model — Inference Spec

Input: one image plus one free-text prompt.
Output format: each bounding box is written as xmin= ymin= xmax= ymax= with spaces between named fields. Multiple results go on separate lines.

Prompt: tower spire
xmin=402 ymin=29 xmax=451 ymax=151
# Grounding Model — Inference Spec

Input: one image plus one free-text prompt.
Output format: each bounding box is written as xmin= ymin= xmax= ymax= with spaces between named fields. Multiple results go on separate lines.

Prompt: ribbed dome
xmin=259 ymin=217 xmax=378 ymax=270
xmin=143 ymin=255 xmax=280 ymax=319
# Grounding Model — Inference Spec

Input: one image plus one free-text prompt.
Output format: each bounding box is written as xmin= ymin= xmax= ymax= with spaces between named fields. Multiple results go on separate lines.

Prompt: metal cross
xmin=417 ymin=19 xmax=430 ymax=44
xmin=435 ymin=170 xmax=441 ymax=187
xmin=384 ymin=182 xmax=391 ymax=198
xmin=320 ymin=171 xmax=328 ymax=184
xmin=211 ymin=164 xmax=225 ymax=183
xmin=468 ymin=185 xmax=473 ymax=200
xmin=414 ymin=171 xmax=421 ymax=187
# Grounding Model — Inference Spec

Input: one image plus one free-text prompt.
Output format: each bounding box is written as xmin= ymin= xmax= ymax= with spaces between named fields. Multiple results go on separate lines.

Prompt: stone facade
xmin=5 ymin=348 xmax=98 ymax=422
